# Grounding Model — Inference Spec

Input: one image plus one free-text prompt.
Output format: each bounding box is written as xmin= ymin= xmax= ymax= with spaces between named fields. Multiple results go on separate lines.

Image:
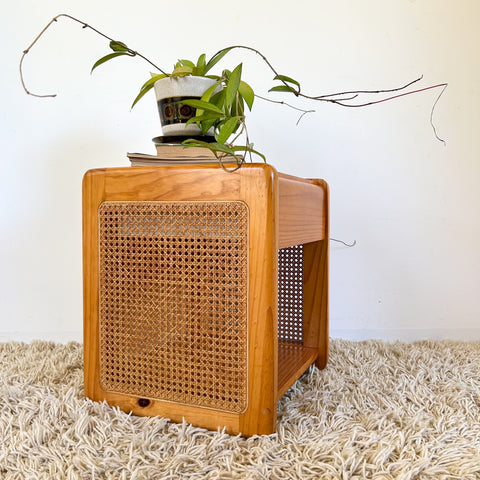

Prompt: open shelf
xmin=277 ymin=342 xmax=318 ymax=400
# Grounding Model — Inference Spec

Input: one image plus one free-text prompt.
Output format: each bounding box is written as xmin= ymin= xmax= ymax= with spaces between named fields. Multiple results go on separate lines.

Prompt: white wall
xmin=1 ymin=0 xmax=479 ymax=343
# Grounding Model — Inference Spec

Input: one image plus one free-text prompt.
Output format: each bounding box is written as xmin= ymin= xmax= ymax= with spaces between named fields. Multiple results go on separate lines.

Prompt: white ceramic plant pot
xmin=154 ymin=76 xmax=217 ymax=136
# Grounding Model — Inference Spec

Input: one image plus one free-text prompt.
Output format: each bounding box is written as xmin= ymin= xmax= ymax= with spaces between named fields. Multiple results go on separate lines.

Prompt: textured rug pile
xmin=1 ymin=339 xmax=480 ymax=479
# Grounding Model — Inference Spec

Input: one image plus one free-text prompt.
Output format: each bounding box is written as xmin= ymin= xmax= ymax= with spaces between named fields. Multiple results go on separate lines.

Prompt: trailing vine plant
xmin=20 ymin=14 xmax=448 ymax=167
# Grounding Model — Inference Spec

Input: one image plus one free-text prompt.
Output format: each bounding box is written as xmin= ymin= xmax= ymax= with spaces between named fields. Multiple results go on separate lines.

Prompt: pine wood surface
xmin=277 ymin=173 xmax=326 ymax=248
xmin=277 ymin=342 xmax=319 ymax=400
xmin=303 ymin=179 xmax=330 ymax=369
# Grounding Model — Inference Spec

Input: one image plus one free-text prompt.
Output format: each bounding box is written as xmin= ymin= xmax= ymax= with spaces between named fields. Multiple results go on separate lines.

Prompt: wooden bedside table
xmin=83 ymin=160 xmax=329 ymax=436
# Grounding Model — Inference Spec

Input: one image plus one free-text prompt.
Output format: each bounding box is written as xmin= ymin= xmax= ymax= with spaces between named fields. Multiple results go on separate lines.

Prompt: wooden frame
xmin=83 ymin=162 xmax=328 ymax=436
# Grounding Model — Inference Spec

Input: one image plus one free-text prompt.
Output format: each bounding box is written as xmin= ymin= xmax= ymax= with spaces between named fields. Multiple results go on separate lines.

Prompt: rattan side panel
xmin=278 ymin=245 xmax=304 ymax=343
xmin=98 ymin=201 xmax=248 ymax=413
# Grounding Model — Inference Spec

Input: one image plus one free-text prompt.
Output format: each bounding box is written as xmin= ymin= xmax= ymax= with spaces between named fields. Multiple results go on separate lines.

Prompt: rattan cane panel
xmin=98 ymin=201 xmax=248 ymax=413
xmin=278 ymin=245 xmax=304 ymax=343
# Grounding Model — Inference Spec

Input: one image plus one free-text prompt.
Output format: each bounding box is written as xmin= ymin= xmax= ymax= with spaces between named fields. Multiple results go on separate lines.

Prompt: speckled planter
xmin=154 ymin=76 xmax=217 ymax=136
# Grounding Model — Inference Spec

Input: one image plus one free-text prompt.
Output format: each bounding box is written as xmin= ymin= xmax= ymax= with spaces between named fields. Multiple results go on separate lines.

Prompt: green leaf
xmin=238 ymin=81 xmax=254 ymax=110
xmin=172 ymin=65 xmax=194 ymax=76
xmin=231 ymin=145 xmax=266 ymax=162
xmin=201 ymin=118 xmax=217 ymax=136
xmin=137 ymin=73 xmax=168 ymax=93
xmin=182 ymin=139 xmax=209 ymax=147
xmin=273 ymin=74 xmax=300 ymax=88
xmin=179 ymin=99 xmax=224 ymax=114
xmin=183 ymin=139 xmax=234 ymax=157
xmin=200 ymin=80 xmax=223 ymax=103
xmin=181 ymin=139 xmax=225 ymax=155
xmin=195 ymin=53 xmax=206 ymax=74
xmin=178 ymin=59 xmax=195 ymax=68
xmin=131 ymin=85 xmax=154 ymax=109
xmin=197 ymin=53 xmax=206 ymax=67
xmin=91 ymin=51 xmax=134 ymax=73
xmin=185 ymin=112 xmax=223 ymax=126
xmin=210 ymin=89 xmax=226 ymax=109
xmin=131 ymin=84 xmax=155 ymax=109
xmin=216 ymin=116 xmax=241 ymax=144
xmin=204 ymin=47 xmax=234 ymax=74
xmin=141 ymin=73 xmax=168 ymax=87
xmin=268 ymin=85 xmax=297 ymax=93
xmin=131 ymin=73 xmax=167 ymax=108
xmin=224 ymin=63 xmax=242 ymax=110
xmin=181 ymin=139 xmax=264 ymax=164
xmin=109 ymin=40 xmax=130 ymax=52
xmin=210 ymin=142 xmax=237 ymax=157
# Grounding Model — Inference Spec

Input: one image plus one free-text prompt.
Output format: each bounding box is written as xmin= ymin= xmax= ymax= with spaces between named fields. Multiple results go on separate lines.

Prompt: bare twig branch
xmin=255 ymin=93 xmax=315 ymax=124
xmin=330 ymin=82 xmax=449 ymax=140
xmin=229 ymin=122 xmax=246 ymax=149
xmin=243 ymin=124 xmax=253 ymax=164
xmin=217 ymin=155 xmax=244 ymax=172
xmin=430 ymin=83 xmax=448 ymax=145
xmin=312 ymin=76 xmax=424 ymax=100
xmin=330 ymin=238 xmax=357 ymax=247
xmin=20 ymin=13 xmax=166 ymax=98
xmin=20 ymin=16 xmax=60 ymax=98
xmin=295 ymin=110 xmax=312 ymax=126
xmin=329 ymin=83 xmax=448 ymax=108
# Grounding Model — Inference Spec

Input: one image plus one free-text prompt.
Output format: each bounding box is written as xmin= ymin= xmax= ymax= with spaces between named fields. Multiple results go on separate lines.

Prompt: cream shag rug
xmin=1 ymin=340 xmax=480 ymax=479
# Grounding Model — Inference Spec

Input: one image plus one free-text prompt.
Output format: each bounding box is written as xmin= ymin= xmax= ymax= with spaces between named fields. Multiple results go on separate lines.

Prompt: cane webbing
xmin=278 ymin=245 xmax=304 ymax=343
xmin=98 ymin=201 xmax=248 ymax=413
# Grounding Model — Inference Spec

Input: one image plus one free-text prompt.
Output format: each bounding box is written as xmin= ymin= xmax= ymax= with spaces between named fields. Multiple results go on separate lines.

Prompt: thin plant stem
xmin=331 ymin=83 xmax=448 ymax=107
xmin=20 ymin=13 xmax=166 ymax=98
xmin=311 ymin=76 xmax=424 ymax=100
xmin=254 ymin=93 xmax=315 ymax=124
